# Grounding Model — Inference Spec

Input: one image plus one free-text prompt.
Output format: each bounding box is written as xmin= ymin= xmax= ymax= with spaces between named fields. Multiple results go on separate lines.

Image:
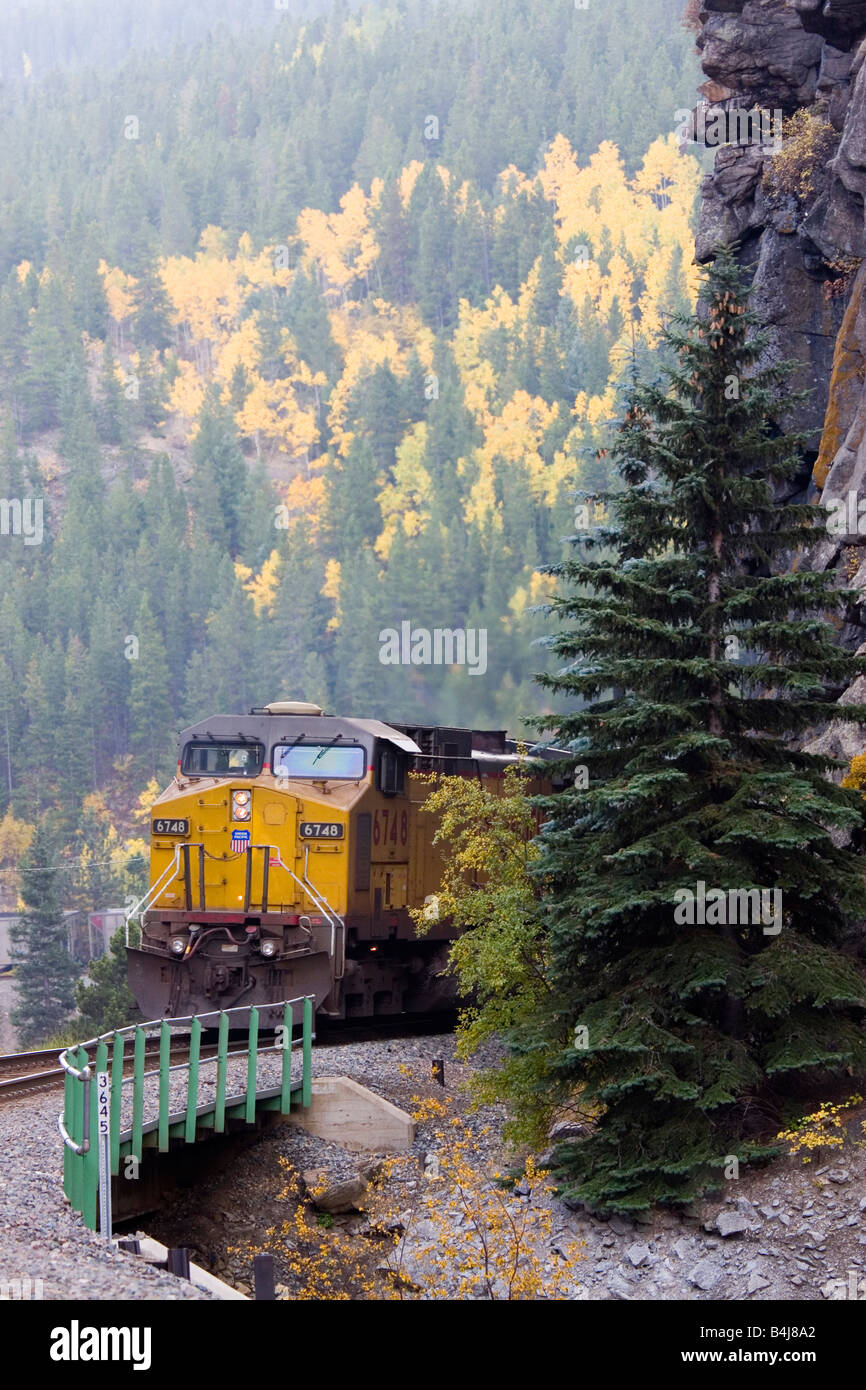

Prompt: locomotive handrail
xmin=303 ymin=844 xmax=346 ymax=981
xmin=266 ymin=845 xmax=345 ymax=981
xmin=124 ymin=846 xmax=184 ymax=944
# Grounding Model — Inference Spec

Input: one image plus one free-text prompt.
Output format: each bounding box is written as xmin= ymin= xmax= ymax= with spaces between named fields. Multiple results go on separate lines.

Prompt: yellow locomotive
xmin=127 ymin=701 xmax=563 ymax=1024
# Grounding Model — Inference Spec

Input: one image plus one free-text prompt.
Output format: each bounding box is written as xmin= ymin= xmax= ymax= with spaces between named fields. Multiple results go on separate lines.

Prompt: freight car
xmin=127 ymin=702 xmax=565 ymax=1025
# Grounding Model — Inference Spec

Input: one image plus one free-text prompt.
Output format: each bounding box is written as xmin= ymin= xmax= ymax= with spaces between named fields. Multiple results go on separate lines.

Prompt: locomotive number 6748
xmin=299 ymin=822 xmax=344 ymax=839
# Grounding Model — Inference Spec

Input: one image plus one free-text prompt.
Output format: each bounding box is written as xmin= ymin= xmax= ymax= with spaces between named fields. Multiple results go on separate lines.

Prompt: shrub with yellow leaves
xmin=379 ymin=1094 xmax=584 ymax=1300
xmin=236 ymin=1083 xmax=583 ymax=1300
xmin=776 ymin=1095 xmax=864 ymax=1163
xmin=842 ymin=753 xmax=866 ymax=793
xmin=763 ymin=110 xmax=838 ymax=206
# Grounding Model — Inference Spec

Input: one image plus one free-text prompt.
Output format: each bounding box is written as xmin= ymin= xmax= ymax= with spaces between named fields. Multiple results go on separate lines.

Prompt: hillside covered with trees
xmin=0 ymin=0 xmax=700 ymax=905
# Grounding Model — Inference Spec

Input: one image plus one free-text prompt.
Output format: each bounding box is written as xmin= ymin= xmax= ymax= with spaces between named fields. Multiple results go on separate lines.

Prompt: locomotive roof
xmin=178 ymin=711 xmax=566 ymax=764
xmin=178 ymin=712 xmax=422 ymax=755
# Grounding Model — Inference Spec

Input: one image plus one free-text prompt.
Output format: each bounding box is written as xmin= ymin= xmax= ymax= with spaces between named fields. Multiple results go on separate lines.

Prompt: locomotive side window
xmin=377 ymin=746 xmax=405 ymax=795
xmin=273 ymin=743 xmax=366 ymax=779
xmin=182 ymin=742 xmax=264 ymax=776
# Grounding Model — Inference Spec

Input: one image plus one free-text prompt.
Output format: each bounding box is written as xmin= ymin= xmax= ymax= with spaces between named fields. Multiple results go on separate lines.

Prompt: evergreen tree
xmin=410 ymin=165 xmax=457 ymax=330
xmin=58 ymin=634 xmax=94 ymax=834
xmin=86 ymin=597 xmax=131 ymax=774
xmin=0 ymin=417 xmax=26 ymax=498
xmin=267 ymin=526 xmax=332 ymax=694
xmin=19 ymin=647 xmax=58 ymax=819
xmin=128 ymin=592 xmax=175 ymax=781
xmin=0 ymin=269 xmax=30 ymax=428
xmin=285 ymin=265 xmax=342 ymax=382
xmin=298 ymin=650 xmax=331 ymax=712
xmin=530 ymin=228 xmax=563 ymax=328
xmin=188 ymin=388 xmax=248 ymax=554
xmin=237 ymin=459 xmax=278 ymax=569
xmin=75 ymin=924 xmax=141 ymax=1036
xmin=324 ymin=437 xmax=382 ymax=558
xmin=451 ymin=199 xmax=489 ymax=306
xmin=332 ymin=548 xmax=387 ymax=715
xmin=532 ymin=248 xmax=866 ymax=1213
xmin=20 ymin=275 xmax=74 ymax=435
xmin=182 ymin=582 xmax=265 ymax=720
xmin=374 ymin=178 xmax=413 ymax=305
xmin=0 ymin=650 xmax=23 ymax=813
xmin=96 ymin=342 xmax=126 ymax=445
xmin=11 ymin=823 xmax=80 ymax=1046
xmin=130 ymin=251 xmax=173 ymax=352
xmin=423 ymin=343 xmax=479 ymax=524
xmin=68 ymin=227 xmax=109 ymax=340
xmin=131 ymin=350 xmax=169 ymax=431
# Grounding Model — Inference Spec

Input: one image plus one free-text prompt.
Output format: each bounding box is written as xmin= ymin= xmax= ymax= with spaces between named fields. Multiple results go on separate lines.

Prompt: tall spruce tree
xmin=533 ymin=247 xmax=866 ymax=1212
xmin=11 ymin=823 xmax=80 ymax=1045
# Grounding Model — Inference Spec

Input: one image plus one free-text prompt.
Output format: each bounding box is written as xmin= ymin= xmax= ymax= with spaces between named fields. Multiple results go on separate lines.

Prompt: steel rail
xmin=0 ymin=1035 xmax=214 ymax=1107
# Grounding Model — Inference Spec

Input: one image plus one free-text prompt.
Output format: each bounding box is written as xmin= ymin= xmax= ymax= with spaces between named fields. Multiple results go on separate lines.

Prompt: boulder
xmin=688 ymin=1258 xmax=723 ymax=1291
xmin=714 ymin=1210 xmax=752 ymax=1237
xmin=302 ymin=1169 xmax=368 ymax=1214
xmin=547 ymin=1119 xmax=591 ymax=1143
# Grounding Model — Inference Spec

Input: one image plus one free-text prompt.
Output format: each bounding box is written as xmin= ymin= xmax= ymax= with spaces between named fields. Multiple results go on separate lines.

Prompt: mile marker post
xmin=96 ymin=1070 xmax=112 ymax=1242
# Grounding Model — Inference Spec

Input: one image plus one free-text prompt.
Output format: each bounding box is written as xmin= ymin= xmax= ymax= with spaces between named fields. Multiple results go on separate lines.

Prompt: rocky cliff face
xmin=693 ymin=0 xmax=866 ymax=764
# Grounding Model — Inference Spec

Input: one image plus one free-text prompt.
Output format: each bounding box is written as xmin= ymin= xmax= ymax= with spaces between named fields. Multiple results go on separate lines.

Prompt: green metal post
xmin=280 ymin=1001 xmax=292 ymax=1114
xmin=302 ymin=996 xmax=313 ymax=1108
xmin=132 ymin=1026 xmax=145 ymax=1164
xmin=110 ymin=1032 xmax=124 ymax=1176
xmin=185 ymin=1017 xmax=201 ymax=1143
xmin=158 ymin=1020 xmax=170 ymax=1152
xmin=246 ymin=1006 xmax=259 ymax=1124
xmin=215 ymin=1012 xmax=228 ymax=1133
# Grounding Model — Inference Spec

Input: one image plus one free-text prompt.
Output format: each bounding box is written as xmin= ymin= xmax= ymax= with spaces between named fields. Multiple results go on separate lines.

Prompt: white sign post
xmin=96 ymin=1071 xmax=112 ymax=1242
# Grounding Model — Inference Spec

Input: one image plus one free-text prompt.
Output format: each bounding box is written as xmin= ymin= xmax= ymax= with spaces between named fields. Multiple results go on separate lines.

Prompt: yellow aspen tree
xmin=375 ymin=421 xmax=433 ymax=558
xmin=235 ymin=550 xmax=282 ymax=616
xmin=98 ymin=260 xmax=138 ymax=351
xmin=321 ymin=557 xmax=341 ymax=630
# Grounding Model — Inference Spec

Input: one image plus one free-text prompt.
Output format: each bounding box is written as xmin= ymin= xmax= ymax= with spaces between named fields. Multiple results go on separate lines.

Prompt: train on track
xmin=127 ymin=702 xmax=566 ymax=1025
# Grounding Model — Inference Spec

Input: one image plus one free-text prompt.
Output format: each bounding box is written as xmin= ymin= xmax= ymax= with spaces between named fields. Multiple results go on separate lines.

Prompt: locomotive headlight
xmin=170 ymin=937 xmax=186 ymax=956
xmin=260 ymin=940 xmax=277 ymax=958
xmin=232 ymin=790 xmax=251 ymax=821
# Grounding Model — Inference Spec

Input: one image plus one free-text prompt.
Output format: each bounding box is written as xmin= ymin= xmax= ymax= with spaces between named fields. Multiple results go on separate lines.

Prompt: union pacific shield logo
xmin=230 ymin=828 xmax=251 ymax=854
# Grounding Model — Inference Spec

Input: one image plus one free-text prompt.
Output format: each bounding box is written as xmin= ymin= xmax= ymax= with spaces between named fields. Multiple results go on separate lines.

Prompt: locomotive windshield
xmin=182 ymin=742 xmax=264 ymax=776
xmin=273 ymin=742 xmax=366 ymax=779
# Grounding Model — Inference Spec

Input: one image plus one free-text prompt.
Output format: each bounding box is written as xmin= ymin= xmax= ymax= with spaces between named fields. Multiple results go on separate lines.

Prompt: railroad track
xmin=0 ymin=1047 xmax=70 ymax=1081
xmin=0 ymin=1012 xmax=456 ymax=1105
xmin=0 ymin=1037 xmax=199 ymax=1106
xmin=0 ymin=1046 xmax=92 ymax=1103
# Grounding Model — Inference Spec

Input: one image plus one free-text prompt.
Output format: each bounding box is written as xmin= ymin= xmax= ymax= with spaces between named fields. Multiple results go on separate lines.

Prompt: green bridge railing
xmin=59 ymin=997 xmax=314 ymax=1233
